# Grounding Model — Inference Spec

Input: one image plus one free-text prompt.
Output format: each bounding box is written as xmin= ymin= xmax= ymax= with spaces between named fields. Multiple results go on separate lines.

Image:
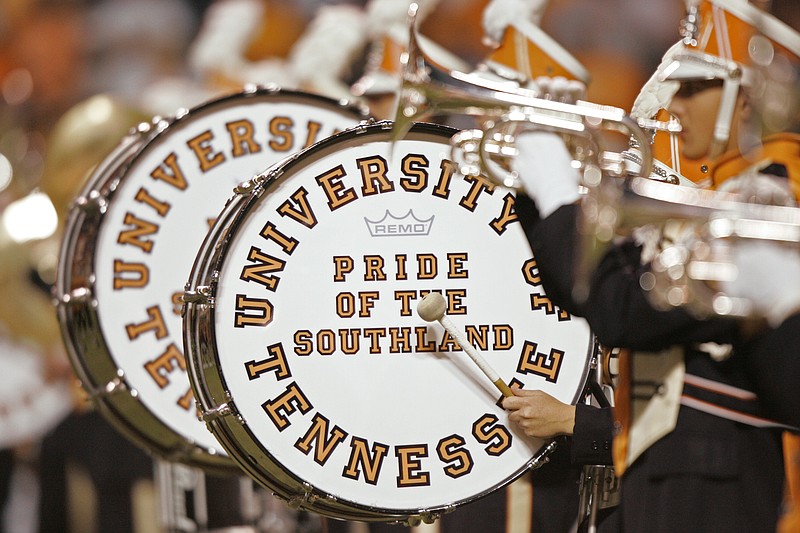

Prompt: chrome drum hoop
xmin=56 ymin=87 xmax=369 ymax=473
xmin=183 ymin=120 xmax=595 ymax=520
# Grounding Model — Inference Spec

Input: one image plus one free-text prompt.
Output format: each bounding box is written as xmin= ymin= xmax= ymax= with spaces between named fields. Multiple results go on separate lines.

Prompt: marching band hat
xmin=659 ymin=0 xmax=800 ymax=84
xmin=350 ymin=0 xmax=468 ymax=97
xmin=481 ymin=1 xmax=590 ymax=86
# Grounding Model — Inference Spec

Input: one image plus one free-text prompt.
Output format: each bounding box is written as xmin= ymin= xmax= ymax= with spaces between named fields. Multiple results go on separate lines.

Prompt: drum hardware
xmin=90 ymin=375 xmax=129 ymax=398
xmin=577 ymin=465 xmax=620 ymax=533
xmin=183 ymin=286 xmax=214 ymax=305
xmin=57 ymin=286 xmax=93 ymax=304
xmin=233 ymin=166 xmax=284 ymax=196
xmin=200 ymin=402 xmax=234 ymax=423
xmin=577 ymin=175 xmax=800 ymax=317
xmin=577 ymin=341 xmax=620 ymax=532
xmin=56 ymin=88 xmax=369 ymax=530
xmin=405 ymin=511 xmax=439 ymax=527
xmin=526 ymin=440 xmax=559 ymax=469
xmin=391 ymin=4 xmax=660 ymax=191
xmin=72 ymin=189 xmax=109 ymax=214
xmin=585 ymin=379 xmax=611 ymax=409
xmin=233 ymin=178 xmax=262 ymax=195
xmin=286 ymin=484 xmax=318 ymax=510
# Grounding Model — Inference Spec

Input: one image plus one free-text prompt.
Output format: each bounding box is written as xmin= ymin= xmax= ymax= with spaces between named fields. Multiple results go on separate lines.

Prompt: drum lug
xmin=200 ymin=402 xmax=233 ymax=422
xmin=93 ymin=375 xmax=129 ymax=398
xmin=73 ymin=189 xmax=109 ymax=214
xmin=234 ymin=178 xmax=259 ymax=195
xmin=286 ymin=483 xmax=318 ymax=509
xmin=405 ymin=510 xmax=440 ymax=526
xmin=150 ymin=115 xmax=176 ymax=134
xmin=183 ymin=286 xmax=213 ymax=306
xmin=235 ymin=167 xmax=281 ymax=195
xmin=58 ymin=286 xmax=95 ymax=306
xmin=527 ymin=439 xmax=559 ymax=470
xmin=364 ymin=118 xmax=390 ymax=132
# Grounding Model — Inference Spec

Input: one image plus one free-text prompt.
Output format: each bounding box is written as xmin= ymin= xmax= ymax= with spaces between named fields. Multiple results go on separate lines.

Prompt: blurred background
xmin=0 ymin=1 xmax=685 ymax=532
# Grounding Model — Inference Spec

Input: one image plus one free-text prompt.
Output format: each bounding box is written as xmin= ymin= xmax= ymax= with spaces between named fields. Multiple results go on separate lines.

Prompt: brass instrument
xmin=391 ymin=3 xmax=667 ymax=190
xmin=578 ymin=176 xmax=800 ymax=317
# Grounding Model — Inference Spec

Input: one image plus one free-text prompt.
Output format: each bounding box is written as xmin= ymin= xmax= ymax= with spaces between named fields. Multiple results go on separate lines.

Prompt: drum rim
xmin=55 ymin=88 xmax=369 ymax=474
xmin=183 ymin=121 xmax=595 ymax=520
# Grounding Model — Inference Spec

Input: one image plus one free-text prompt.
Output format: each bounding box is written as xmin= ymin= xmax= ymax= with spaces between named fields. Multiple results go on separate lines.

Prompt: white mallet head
xmin=417 ymin=292 xmax=447 ymax=322
xmin=416 ymin=291 xmax=513 ymax=398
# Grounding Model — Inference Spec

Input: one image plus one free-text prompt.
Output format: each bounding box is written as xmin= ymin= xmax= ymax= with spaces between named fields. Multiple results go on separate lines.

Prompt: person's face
xmin=667 ymin=79 xmax=727 ymax=160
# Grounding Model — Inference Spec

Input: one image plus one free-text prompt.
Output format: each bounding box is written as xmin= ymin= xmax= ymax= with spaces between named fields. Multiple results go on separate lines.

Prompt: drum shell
xmin=183 ymin=121 xmax=595 ymax=520
xmin=56 ymin=88 xmax=369 ymax=474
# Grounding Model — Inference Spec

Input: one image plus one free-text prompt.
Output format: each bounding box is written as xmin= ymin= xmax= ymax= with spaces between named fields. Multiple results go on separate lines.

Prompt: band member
xmin=187 ymin=0 xmax=307 ymax=92
xmin=355 ymin=0 xmax=609 ymax=531
xmin=351 ymin=0 xmax=466 ymax=120
xmin=187 ymin=0 xmax=374 ymax=106
xmin=508 ymin=0 xmax=800 ymax=531
xmin=438 ymin=2 xmax=619 ymax=532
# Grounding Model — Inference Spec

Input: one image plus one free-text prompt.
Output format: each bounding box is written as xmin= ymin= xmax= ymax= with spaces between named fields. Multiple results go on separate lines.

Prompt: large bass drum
xmin=56 ymin=87 xmax=368 ymax=472
xmin=183 ymin=121 xmax=595 ymax=520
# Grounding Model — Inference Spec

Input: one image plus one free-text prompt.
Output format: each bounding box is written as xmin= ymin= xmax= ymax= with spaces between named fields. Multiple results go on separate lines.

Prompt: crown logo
xmin=364 ymin=210 xmax=434 ymax=237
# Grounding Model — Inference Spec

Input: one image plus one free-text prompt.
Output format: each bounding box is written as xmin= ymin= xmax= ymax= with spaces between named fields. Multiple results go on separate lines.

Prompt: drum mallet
xmin=417 ymin=292 xmax=513 ymax=398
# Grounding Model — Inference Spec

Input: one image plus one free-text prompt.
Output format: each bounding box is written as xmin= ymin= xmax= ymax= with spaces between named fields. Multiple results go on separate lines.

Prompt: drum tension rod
xmin=91 ymin=376 xmax=129 ymax=398
xmin=200 ymin=402 xmax=232 ymax=422
xmin=183 ymin=286 xmax=212 ymax=305
xmin=73 ymin=190 xmax=109 ymax=214
xmin=287 ymin=483 xmax=318 ymax=509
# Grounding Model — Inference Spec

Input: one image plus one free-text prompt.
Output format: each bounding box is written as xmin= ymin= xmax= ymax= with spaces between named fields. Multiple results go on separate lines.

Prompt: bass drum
xmin=56 ymin=87 xmax=368 ymax=473
xmin=183 ymin=121 xmax=595 ymax=520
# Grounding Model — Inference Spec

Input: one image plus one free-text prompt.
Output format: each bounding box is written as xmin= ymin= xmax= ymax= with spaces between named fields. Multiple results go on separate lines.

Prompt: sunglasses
xmin=674 ymin=78 xmax=725 ymax=99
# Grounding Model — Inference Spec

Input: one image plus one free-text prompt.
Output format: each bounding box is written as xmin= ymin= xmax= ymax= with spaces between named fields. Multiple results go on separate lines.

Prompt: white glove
xmin=721 ymin=240 xmax=800 ymax=327
xmin=482 ymin=0 xmax=547 ymax=45
xmin=513 ymin=131 xmax=581 ymax=218
xmin=630 ymin=40 xmax=683 ymax=120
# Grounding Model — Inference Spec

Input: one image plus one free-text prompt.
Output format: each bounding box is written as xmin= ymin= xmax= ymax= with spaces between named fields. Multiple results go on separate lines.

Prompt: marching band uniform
xmin=449 ymin=3 xmax=611 ymax=532
xmin=511 ymin=0 xmax=800 ymax=531
xmin=348 ymin=1 xmax=608 ymax=531
xmin=516 ymin=192 xmax=787 ymax=531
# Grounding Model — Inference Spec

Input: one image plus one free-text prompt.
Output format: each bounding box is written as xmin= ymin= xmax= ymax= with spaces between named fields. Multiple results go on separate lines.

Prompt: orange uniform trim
xmin=779 ymin=432 xmax=800 ymax=533
xmin=486 ymin=27 xmax=577 ymax=81
xmin=611 ymin=349 xmax=632 ymax=475
xmin=708 ymin=132 xmax=800 ymax=199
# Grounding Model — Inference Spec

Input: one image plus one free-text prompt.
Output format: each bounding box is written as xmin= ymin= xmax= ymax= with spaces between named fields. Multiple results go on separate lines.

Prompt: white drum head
xmin=184 ymin=122 xmax=594 ymax=518
xmin=56 ymin=88 xmax=368 ymax=472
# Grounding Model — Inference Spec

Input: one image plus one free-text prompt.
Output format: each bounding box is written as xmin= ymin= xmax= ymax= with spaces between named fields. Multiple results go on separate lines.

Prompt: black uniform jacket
xmin=515 ymin=194 xmax=788 ymax=533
